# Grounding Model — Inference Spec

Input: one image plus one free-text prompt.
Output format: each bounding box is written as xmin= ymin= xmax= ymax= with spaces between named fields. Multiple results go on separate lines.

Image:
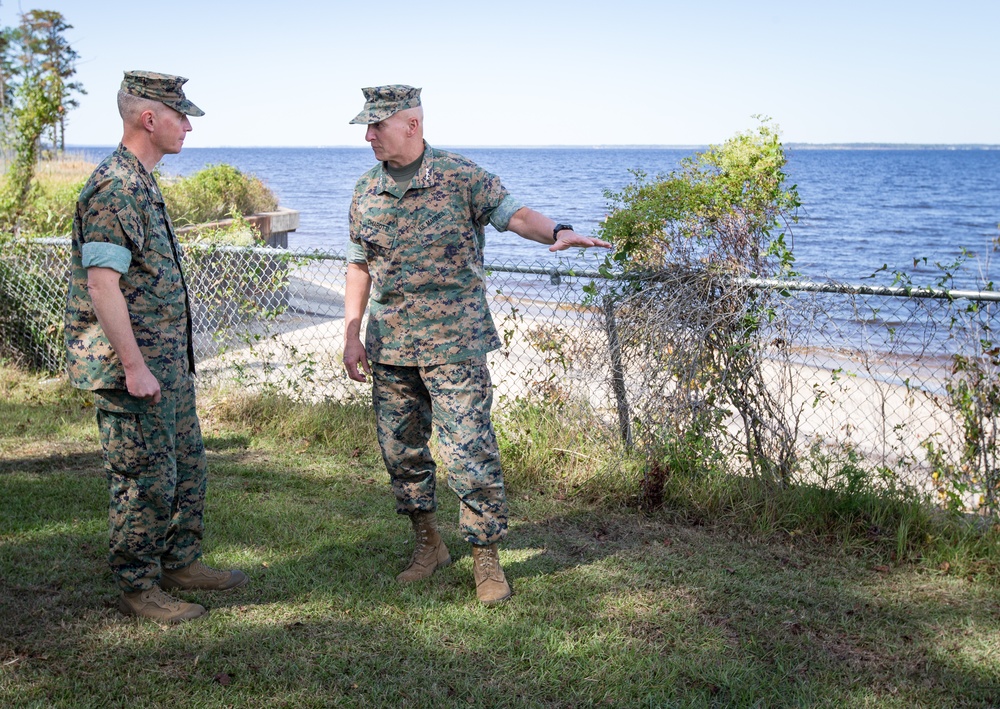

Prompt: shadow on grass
xmin=3 ymin=443 xmax=1000 ymax=706
xmin=202 ymin=432 xmax=253 ymax=451
xmin=0 ymin=451 xmax=104 ymax=476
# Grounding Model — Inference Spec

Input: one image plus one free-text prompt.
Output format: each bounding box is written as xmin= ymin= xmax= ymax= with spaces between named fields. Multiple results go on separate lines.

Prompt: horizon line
xmin=65 ymin=142 xmax=1000 ymax=150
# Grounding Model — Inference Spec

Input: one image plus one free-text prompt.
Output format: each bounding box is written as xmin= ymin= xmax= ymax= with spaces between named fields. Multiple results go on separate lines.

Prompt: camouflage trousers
xmin=371 ymin=356 xmax=508 ymax=545
xmin=94 ymin=374 xmax=206 ymax=592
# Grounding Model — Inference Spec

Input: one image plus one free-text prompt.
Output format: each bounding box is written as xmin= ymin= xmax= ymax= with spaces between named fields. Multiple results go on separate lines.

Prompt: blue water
xmin=74 ymin=145 xmax=1000 ymax=289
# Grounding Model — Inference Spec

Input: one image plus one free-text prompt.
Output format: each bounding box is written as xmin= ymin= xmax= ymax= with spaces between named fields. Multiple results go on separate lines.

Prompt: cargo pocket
xmin=98 ymin=409 xmax=153 ymax=478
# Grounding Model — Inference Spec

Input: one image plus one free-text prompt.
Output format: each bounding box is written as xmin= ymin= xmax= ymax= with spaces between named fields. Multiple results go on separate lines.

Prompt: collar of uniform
xmin=115 ymin=143 xmax=164 ymax=204
xmin=375 ymin=141 xmax=438 ymax=196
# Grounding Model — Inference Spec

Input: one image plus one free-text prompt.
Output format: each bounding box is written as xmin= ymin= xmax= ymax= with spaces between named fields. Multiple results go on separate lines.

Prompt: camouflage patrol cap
xmin=121 ymin=70 xmax=205 ymax=117
xmin=349 ymin=85 xmax=421 ymax=124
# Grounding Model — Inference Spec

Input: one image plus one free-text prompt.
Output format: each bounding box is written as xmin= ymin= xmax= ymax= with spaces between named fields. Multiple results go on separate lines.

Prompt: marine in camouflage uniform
xmin=64 ymin=71 xmax=247 ymax=623
xmin=343 ymin=85 xmax=611 ymax=605
xmin=350 ymin=140 xmax=522 ymax=546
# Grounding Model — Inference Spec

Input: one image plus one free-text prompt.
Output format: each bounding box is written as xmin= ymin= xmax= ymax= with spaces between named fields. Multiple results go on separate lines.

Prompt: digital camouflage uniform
xmin=64 ymin=143 xmax=206 ymax=593
xmin=348 ymin=140 xmax=523 ymax=545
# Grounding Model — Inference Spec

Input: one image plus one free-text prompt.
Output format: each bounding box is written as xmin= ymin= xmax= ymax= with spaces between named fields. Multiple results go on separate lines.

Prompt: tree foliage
xmin=596 ymin=118 xmax=799 ymax=280
xmin=0 ymin=70 xmax=62 ymax=232
xmin=9 ymin=9 xmax=85 ymax=152
xmin=0 ymin=7 xmax=84 ymax=235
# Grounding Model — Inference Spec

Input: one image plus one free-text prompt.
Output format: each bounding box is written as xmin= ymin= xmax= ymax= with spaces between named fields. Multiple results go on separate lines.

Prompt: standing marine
xmin=343 ymin=85 xmax=610 ymax=604
xmin=64 ymin=71 xmax=248 ymax=623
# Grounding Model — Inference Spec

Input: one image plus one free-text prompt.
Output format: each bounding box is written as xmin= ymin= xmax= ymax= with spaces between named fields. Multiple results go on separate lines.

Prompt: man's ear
xmin=140 ymin=109 xmax=156 ymax=133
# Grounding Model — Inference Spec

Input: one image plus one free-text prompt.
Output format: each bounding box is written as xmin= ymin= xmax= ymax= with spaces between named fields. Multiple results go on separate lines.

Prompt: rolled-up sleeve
xmin=78 ymin=176 xmax=143 ymax=275
xmin=469 ymin=163 xmax=523 ymax=232
xmin=81 ymin=241 xmax=131 ymax=274
xmin=488 ymin=194 xmax=524 ymax=232
xmin=346 ymin=241 xmax=367 ymax=264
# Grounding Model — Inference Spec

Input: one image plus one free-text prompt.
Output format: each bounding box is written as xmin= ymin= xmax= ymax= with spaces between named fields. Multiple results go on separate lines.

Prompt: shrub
xmin=1 ymin=159 xmax=278 ymax=238
xmin=161 ymin=163 xmax=277 ymax=227
xmin=0 ymin=74 xmax=64 ymax=234
xmin=177 ymin=213 xmax=263 ymax=247
xmin=588 ymin=118 xmax=802 ymax=485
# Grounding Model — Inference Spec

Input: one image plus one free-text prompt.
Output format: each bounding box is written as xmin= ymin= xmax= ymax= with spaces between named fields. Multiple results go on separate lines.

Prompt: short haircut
xmin=399 ymin=105 xmax=423 ymax=122
xmin=117 ymin=90 xmax=162 ymax=122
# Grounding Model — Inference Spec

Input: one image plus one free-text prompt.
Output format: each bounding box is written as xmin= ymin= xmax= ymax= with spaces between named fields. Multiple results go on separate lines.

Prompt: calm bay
xmin=72 ymin=144 xmax=1000 ymax=290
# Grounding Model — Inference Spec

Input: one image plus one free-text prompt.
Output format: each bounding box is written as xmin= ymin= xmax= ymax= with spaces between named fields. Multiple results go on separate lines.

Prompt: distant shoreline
xmin=65 ymin=143 xmax=1000 ymax=152
xmin=785 ymin=143 xmax=1000 ymax=151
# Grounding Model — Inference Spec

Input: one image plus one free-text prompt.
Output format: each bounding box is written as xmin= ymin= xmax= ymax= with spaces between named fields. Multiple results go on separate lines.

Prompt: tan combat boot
xmin=118 ymin=586 xmax=207 ymax=623
xmin=397 ymin=511 xmax=451 ymax=582
xmin=471 ymin=543 xmax=512 ymax=605
xmin=161 ymin=560 xmax=249 ymax=591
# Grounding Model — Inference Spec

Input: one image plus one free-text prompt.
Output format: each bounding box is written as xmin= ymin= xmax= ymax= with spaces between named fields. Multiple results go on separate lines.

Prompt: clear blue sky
xmin=5 ymin=0 xmax=998 ymax=148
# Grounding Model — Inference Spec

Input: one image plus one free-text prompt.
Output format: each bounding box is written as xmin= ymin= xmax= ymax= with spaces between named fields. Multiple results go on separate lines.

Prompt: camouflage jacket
xmin=64 ymin=144 xmax=195 ymax=391
xmin=349 ymin=142 xmax=523 ymax=366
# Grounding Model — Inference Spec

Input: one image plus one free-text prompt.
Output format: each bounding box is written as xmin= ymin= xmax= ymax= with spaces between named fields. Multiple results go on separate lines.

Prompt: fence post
xmin=603 ymin=294 xmax=633 ymax=449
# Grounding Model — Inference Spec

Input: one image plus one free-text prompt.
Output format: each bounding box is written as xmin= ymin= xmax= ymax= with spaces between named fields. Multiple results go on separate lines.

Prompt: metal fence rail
xmin=2 ymin=239 xmax=998 ymax=506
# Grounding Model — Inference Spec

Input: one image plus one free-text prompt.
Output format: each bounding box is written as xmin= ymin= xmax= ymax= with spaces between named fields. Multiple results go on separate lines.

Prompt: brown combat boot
xmin=397 ymin=511 xmax=451 ymax=582
xmin=471 ymin=543 xmax=512 ymax=605
xmin=118 ymin=586 xmax=207 ymax=623
xmin=161 ymin=560 xmax=249 ymax=591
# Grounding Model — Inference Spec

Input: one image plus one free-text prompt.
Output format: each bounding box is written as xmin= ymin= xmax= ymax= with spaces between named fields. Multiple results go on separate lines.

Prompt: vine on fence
xmin=181 ymin=219 xmax=323 ymax=398
xmin=0 ymin=238 xmax=66 ymax=370
xmin=921 ymin=297 xmax=1000 ymax=519
xmin=878 ymin=237 xmax=1000 ymax=520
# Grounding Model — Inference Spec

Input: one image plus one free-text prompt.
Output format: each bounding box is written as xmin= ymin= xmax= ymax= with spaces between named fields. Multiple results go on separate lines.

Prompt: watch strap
xmin=552 ymin=223 xmax=574 ymax=242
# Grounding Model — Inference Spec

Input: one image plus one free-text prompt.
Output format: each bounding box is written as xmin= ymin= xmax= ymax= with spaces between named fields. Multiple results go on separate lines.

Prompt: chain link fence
xmin=2 ymin=239 xmax=998 ymax=508
xmin=584 ymin=269 xmax=999 ymax=507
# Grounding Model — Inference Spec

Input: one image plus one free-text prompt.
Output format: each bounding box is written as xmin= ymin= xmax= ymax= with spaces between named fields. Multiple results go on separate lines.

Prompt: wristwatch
xmin=552 ymin=223 xmax=574 ymax=243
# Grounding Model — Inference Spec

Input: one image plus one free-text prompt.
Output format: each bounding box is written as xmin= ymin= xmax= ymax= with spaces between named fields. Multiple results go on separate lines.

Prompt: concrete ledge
xmin=176 ymin=207 xmax=299 ymax=248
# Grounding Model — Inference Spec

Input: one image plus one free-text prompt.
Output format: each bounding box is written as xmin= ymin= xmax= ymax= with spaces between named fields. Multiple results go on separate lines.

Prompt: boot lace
xmin=414 ymin=526 xmax=432 ymax=548
xmin=143 ymin=587 xmax=184 ymax=610
xmin=475 ymin=546 xmax=501 ymax=581
xmin=188 ymin=560 xmax=226 ymax=580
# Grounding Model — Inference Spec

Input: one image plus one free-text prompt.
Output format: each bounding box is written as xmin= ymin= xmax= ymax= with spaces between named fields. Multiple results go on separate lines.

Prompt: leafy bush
xmin=0 ymin=74 xmax=65 ymax=234
xmin=177 ymin=213 xmax=263 ymax=246
xmin=1 ymin=159 xmax=278 ymax=238
xmin=587 ymin=119 xmax=802 ymax=484
xmin=161 ymin=163 xmax=277 ymax=227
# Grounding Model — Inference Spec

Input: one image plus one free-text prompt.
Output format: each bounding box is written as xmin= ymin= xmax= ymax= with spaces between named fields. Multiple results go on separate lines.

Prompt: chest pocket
xmin=411 ymin=211 xmax=450 ymax=247
xmin=359 ymin=217 xmax=397 ymax=251
xmin=116 ymin=203 xmax=147 ymax=251
xmin=146 ymin=206 xmax=179 ymax=261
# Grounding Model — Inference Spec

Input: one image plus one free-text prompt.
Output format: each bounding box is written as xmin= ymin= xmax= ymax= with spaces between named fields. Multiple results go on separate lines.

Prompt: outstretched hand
xmin=549 ymin=230 xmax=612 ymax=252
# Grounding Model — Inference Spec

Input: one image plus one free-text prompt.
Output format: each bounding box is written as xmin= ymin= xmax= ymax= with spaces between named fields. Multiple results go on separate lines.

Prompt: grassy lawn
xmin=1 ymin=366 xmax=998 ymax=708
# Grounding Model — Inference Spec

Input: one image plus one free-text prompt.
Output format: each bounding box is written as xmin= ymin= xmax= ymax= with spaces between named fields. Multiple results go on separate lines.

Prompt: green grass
xmin=2 ymin=363 xmax=999 ymax=707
